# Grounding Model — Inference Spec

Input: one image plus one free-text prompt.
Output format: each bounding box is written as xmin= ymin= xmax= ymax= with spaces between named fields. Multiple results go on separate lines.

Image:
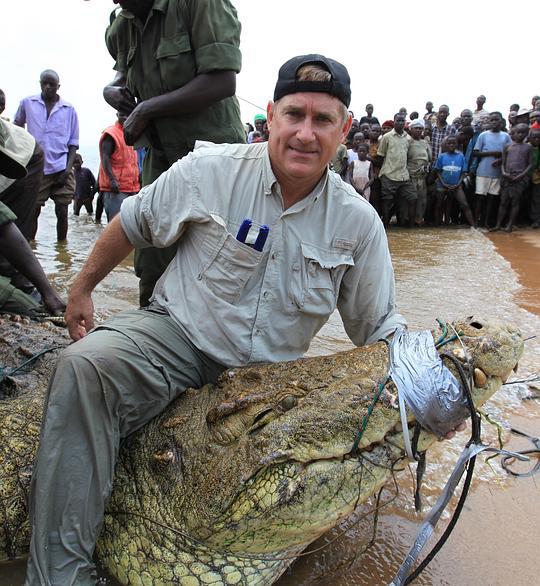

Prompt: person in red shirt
xmin=98 ymin=112 xmax=140 ymax=222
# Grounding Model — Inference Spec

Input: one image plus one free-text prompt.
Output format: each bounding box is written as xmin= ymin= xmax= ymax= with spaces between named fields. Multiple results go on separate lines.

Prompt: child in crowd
xmin=367 ymin=125 xmax=381 ymax=159
xmin=472 ymin=112 xmax=512 ymax=227
xmin=346 ymin=143 xmax=375 ymax=201
xmin=490 ymin=123 xmax=532 ymax=232
xmin=347 ymin=132 xmax=366 ymax=163
xmin=529 ymin=128 xmax=540 ymax=228
xmin=72 ymin=154 xmax=97 ymax=217
xmin=434 ymin=136 xmax=475 ymax=227
xmin=367 ymin=125 xmax=382 ymax=213
xmin=407 ymin=120 xmax=432 ymax=225
xmin=359 ymin=122 xmax=371 ymax=139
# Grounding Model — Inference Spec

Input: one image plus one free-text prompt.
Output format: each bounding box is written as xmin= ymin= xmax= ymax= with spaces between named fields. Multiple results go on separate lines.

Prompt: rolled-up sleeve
xmin=68 ymin=108 xmax=79 ymax=147
xmin=120 ymin=154 xmax=204 ymax=249
xmin=188 ymin=0 xmax=242 ymax=74
xmin=337 ymin=219 xmax=406 ymax=346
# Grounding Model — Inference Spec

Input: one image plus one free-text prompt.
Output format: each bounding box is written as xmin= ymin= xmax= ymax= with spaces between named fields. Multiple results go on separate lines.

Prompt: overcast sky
xmin=3 ymin=0 xmax=538 ymax=170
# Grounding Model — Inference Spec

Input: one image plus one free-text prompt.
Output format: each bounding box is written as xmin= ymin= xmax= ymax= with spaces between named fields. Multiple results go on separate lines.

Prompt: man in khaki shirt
xmin=25 ymin=55 xmax=405 ymax=584
xmin=377 ymin=112 xmax=417 ymax=228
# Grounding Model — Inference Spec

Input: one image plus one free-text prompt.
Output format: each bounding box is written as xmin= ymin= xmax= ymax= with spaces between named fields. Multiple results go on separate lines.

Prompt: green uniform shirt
xmin=105 ymin=0 xmax=245 ymax=164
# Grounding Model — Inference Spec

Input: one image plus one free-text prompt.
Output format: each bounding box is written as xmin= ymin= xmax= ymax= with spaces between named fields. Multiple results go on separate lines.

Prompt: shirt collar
xmin=30 ymin=94 xmax=69 ymax=109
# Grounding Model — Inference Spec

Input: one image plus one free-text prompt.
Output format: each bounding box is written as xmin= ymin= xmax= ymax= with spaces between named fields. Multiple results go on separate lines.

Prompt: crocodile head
xmin=99 ymin=317 xmax=523 ymax=585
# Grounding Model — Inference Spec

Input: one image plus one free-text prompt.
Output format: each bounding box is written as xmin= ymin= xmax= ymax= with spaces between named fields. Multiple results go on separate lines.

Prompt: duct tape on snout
xmin=389 ymin=326 xmax=469 ymax=459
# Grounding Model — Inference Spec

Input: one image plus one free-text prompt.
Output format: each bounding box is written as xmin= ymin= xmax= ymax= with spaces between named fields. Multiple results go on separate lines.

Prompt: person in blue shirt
xmin=472 ymin=112 xmax=512 ymax=227
xmin=434 ymin=135 xmax=475 ymax=227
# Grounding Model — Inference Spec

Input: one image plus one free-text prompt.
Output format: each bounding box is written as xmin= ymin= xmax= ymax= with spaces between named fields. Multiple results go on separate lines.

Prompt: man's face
xmin=73 ymin=156 xmax=82 ymax=170
xmin=476 ymin=95 xmax=486 ymax=109
xmin=460 ymin=110 xmax=473 ymax=126
xmin=410 ymin=126 xmax=423 ymax=140
xmin=255 ymin=118 xmax=266 ymax=132
xmin=366 ymin=104 xmax=373 ymax=116
xmin=489 ymin=113 xmax=502 ymax=131
xmin=394 ymin=115 xmax=406 ymax=133
xmin=437 ymin=107 xmax=449 ymax=123
xmin=426 ymin=101 xmax=433 ymax=111
xmin=267 ymin=92 xmax=351 ymax=187
xmin=40 ymin=73 xmax=59 ymax=100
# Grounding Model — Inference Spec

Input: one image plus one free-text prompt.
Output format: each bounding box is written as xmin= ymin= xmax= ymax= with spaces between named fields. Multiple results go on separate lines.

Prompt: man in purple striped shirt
xmin=14 ymin=70 xmax=79 ymax=241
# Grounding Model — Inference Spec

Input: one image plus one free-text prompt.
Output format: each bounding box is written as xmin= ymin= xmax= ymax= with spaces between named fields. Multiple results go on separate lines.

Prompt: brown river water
xmin=1 ymin=205 xmax=539 ymax=585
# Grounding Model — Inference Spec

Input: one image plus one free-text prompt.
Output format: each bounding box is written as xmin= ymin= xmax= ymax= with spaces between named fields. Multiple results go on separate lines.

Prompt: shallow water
xmin=1 ymin=205 xmax=539 ymax=585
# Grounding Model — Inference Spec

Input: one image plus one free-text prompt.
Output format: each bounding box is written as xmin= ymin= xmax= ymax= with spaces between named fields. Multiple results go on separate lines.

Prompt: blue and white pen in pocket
xmin=236 ymin=218 xmax=269 ymax=252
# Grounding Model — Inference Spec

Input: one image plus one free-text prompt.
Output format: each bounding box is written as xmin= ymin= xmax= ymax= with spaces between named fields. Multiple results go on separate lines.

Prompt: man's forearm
xmin=70 ymin=216 xmax=134 ymax=296
xmin=65 ymin=145 xmax=77 ymax=172
xmin=0 ymin=222 xmax=56 ymax=298
xmin=140 ymin=71 xmax=236 ymax=119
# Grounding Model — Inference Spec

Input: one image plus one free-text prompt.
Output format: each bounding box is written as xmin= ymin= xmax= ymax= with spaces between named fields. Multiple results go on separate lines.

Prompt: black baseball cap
xmin=273 ymin=54 xmax=351 ymax=108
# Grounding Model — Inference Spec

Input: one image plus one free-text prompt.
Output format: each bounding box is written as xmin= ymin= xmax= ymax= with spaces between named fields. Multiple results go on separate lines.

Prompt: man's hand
xmin=123 ymin=102 xmax=150 ymax=145
xmin=65 ymin=290 xmax=95 ymax=341
xmin=103 ymin=86 xmax=137 ymax=116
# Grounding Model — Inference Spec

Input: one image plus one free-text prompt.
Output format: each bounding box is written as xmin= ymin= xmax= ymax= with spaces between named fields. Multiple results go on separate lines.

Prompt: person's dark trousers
xmin=369 ymin=177 xmax=382 ymax=216
xmin=0 ymin=144 xmax=44 ymax=290
xmin=94 ymin=192 xmax=104 ymax=223
xmin=135 ymin=145 xmax=191 ymax=307
xmin=530 ymin=183 xmax=540 ymax=227
xmin=73 ymin=197 xmax=94 ymax=216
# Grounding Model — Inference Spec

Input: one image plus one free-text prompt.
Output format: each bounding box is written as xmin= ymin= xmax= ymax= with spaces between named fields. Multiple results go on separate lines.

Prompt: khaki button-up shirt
xmin=377 ymin=129 xmax=412 ymax=181
xmin=121 ymin=142 xmax=404 ymax=367
xmin=105 ymin=0 xmax=245 ymax=161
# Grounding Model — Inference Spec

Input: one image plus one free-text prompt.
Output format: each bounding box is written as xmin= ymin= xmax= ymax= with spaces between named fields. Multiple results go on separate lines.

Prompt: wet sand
xmin=487 ymin=229 xmax=540 ymax=316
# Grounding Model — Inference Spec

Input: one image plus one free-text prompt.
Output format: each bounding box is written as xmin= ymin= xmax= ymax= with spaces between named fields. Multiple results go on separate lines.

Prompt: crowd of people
xmin=339 ymin=97 xmax=540 ymax=231
xmin=247 ymin=95 xmax=540 ymax=231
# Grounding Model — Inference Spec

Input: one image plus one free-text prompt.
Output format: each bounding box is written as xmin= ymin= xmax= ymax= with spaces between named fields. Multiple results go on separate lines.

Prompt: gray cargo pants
xmin=24 ymin=307 xmax=226 ymax=585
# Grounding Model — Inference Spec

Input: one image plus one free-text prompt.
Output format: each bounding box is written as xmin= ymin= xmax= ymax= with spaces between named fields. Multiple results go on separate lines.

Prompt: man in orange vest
xmin=98 ymin=112 xmax=140 ymax=222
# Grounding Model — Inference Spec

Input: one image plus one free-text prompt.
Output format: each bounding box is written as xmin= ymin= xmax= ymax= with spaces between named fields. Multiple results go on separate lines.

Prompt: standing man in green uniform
xmin=103 ymin=0 xmax=245 ymax=306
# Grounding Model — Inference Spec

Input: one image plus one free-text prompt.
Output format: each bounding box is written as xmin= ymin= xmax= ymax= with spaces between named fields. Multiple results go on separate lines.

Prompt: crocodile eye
xmin=279 ymin=395 xmax=298 ymax=411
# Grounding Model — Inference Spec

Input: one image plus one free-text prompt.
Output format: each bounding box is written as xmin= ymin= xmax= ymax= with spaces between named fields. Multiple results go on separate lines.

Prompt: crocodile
xmin=0 ymin=314 xmax=523 ymax=585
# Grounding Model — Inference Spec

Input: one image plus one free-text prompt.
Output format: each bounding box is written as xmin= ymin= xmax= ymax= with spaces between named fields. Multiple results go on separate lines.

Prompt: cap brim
xmin=0 ymin=150 xmax=27 ymax=179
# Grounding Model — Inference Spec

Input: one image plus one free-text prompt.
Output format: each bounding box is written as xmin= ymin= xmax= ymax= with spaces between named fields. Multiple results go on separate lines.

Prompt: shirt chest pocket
xmin=198 ymin=224 xmax=263 ymax=305
xmin=288 ymin=243 xmax=354 ymax=317
xmin=156 ymin=32 xmax=196 ymax=91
